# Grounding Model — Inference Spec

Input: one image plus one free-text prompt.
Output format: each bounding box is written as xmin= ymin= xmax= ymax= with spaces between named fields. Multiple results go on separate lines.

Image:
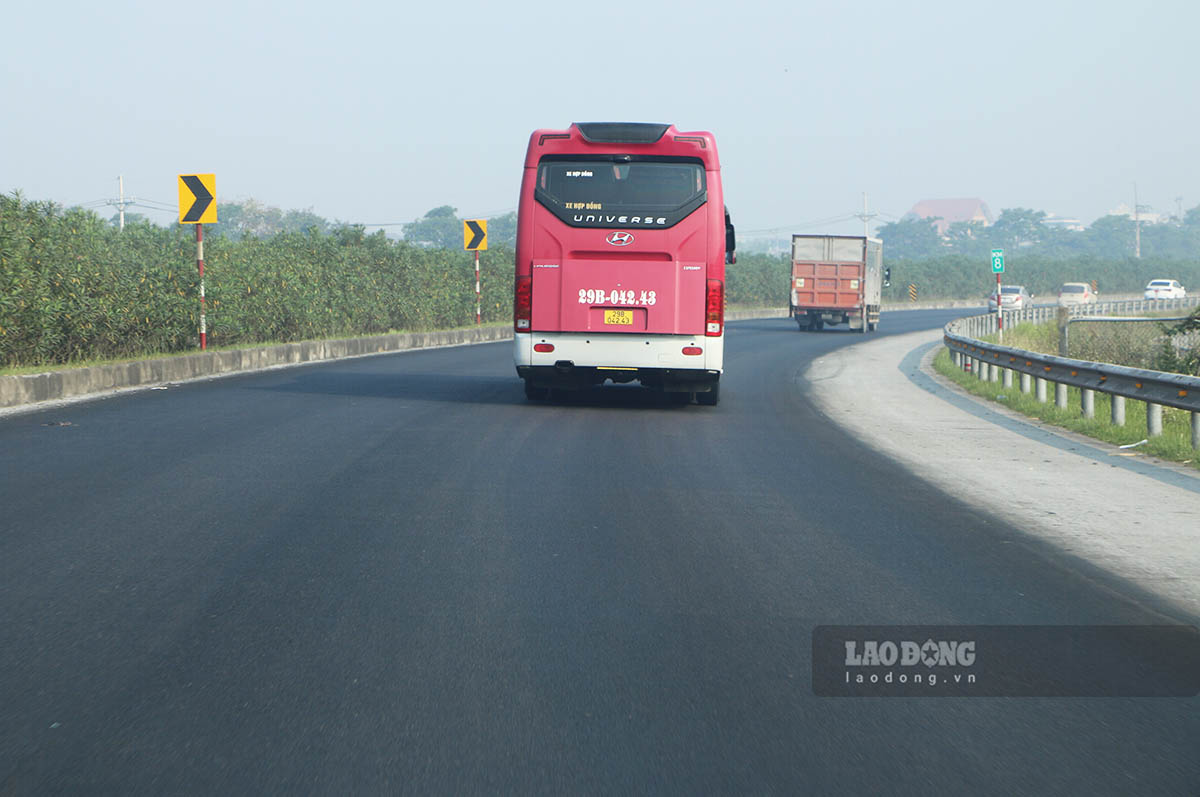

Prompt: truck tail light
xmin=514 ymin=275 xmax=532 ymax=331
xmin=705 ymin=279 xmax=723 ymax=336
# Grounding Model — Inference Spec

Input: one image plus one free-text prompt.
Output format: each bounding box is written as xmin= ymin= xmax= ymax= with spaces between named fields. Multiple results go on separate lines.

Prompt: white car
xmin=1057 ymin=282 xmax=1098 ymax=307
xmin=1143 ymin=279 xmax=1186 ymax=299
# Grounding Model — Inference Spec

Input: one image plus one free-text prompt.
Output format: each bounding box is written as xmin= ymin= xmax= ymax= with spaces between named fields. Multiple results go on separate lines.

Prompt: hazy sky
xmin=3 ymin=0 xmax=1197 ymax=239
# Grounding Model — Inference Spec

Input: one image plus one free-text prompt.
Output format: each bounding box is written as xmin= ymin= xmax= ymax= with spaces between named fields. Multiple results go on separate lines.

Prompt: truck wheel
xmin=697 ymin=381 xmax=720 ymax=406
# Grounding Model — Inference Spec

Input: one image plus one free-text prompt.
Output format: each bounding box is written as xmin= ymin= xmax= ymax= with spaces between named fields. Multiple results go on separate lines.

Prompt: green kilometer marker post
xmin=992 ymin=249 xmax=1004 ymax=340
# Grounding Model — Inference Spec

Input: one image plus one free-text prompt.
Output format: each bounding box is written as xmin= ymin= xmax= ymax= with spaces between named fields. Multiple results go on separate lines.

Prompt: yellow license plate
xmin=604 ymin=309 xmax=634 ymax=325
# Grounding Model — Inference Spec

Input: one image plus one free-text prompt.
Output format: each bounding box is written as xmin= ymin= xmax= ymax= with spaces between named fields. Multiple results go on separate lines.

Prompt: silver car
xmin=988 ymin=285 xmax=1032 ymax=312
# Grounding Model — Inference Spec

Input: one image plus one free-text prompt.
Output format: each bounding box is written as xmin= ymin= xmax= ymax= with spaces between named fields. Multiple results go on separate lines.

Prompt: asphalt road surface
xmin=2 ymin=310 xmax=1197 ymax=794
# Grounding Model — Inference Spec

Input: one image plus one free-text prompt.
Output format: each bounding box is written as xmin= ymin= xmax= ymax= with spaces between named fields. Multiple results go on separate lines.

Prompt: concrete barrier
xmin=0 ymin=325 xmax=515 ymax=410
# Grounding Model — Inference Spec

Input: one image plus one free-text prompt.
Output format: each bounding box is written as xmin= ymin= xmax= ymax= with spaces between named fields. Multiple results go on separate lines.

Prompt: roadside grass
xmin=933 ymin=348 xmax=1199 ymax=470
xmin=980 ymin=311 xmax=1196 ymax=368
xmin=981 ymin=320 xmax=1058 ymax=354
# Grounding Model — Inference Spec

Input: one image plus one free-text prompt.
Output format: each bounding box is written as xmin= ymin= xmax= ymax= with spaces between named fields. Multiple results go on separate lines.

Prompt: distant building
xmin=905 ymin=198 xmax=994 ymax=236
xmin=1107 ymin=203 xmax=1165 ymax=225
xmin=1043 ymin=214 xmax=1085 ymax=232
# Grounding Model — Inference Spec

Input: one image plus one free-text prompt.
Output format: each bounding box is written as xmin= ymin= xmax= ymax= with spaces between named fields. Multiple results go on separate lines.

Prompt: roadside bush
xmin=726 ymin=251 xmax=788 ymax=306
xmin=0 ymin=193 xmax=515 ymax=368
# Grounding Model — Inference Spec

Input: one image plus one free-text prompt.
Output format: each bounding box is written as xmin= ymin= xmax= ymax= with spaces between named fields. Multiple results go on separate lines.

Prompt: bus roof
xmin=524 ymin=122 xmax=720 ymax=169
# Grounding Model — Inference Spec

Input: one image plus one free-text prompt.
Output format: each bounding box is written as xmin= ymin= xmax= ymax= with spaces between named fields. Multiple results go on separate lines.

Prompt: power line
xmin=134 ymin=198 xmax=178 ymax=211
xmin=740 ymin=213 xmax=859 ymax=236
xmin=357 ymin=207 xmax=517 ymax=229
xmin=106 ymin=176 xmax=135 ymax=231
xmin=854 ymin=192 xmax=878 ymax=237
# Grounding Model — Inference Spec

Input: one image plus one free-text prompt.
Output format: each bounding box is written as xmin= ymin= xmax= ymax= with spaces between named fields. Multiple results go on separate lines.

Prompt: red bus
xmin=513 ymin=122 xmax=734 ymax=405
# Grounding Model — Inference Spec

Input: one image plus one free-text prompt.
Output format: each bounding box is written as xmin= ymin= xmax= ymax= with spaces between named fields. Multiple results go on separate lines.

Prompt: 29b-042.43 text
xmin=578 ymin=289 xmax=657 ymax=306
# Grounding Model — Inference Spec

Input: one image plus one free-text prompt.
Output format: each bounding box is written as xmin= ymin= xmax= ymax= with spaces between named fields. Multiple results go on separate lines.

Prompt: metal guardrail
xmin=943 ymin=296 xmax=1200 ymax=448
xmin=986 ymin=295 xmax=1200 ymax=328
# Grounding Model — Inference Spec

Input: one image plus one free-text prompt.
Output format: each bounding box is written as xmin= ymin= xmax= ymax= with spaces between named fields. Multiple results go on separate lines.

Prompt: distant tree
xmin=877 ymin=216 xmax=943 ymax=259
xmin=1183 ymin=204 xmax=1200 ymax=229
xmin=330 ymin=224 xmax=368 ymax=247
xmin=943 ymin=220 xmax=989 ymax=257
xmin=1083 ymin=215 xmax=1136 ymax=257
xmin=215 ymin=198 xmax=282 ymax=238
xmin=403 ymin=205 xmax=461 ymax=249
xmin=108 ymin=211 xmax=149 ymax=228
xmin=282 ymin=208 xmax=330 ymax=235
xmin=1035 ymin=223 xmax=1088 ymax=259
xmin=990 ymin=208 xmax=1047 ymax=249
xmin=486 ymin=211 xmax=517 ymax=248
xmin=209 ymin=199 xmax=331 ymax=239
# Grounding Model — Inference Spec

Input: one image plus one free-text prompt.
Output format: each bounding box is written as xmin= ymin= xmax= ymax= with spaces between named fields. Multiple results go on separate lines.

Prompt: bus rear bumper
xmin=514 ymin=332 xmax=722 ymax=392
xmin=516 ymin=364 xmax=719 ymax=393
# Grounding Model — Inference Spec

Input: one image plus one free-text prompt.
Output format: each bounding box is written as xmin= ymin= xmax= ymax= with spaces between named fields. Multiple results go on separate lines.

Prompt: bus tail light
xmin=534 ymin=343 xmax=554 ymax=353
xmin=514 ymin=276 xmax=532 ymax=330
xmin=705 ymin=279 xmax=724 ymax=336
xmin=682 ymin=346 xmax=702 ymax=355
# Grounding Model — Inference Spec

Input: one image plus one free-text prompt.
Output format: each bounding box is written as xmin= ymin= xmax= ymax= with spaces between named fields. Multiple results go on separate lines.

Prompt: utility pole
xmin=854 ymin=192 xmax=878 ymax=238
xmin=106 ymin=175 xmax=137 ymax=231
xmin=1133 ymin=183 xmax=1140 ymax=259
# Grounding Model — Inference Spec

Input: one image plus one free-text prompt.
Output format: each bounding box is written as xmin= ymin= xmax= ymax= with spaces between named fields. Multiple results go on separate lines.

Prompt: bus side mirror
xmin=725 ymin=219 xmax=736 ymax=264
xmin=884 ymin=267 xmax=891 ymax=288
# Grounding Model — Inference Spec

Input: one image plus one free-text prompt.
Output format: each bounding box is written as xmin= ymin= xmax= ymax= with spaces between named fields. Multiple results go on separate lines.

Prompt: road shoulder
xmin=804 ymin=327 xmax=1200 ymax=620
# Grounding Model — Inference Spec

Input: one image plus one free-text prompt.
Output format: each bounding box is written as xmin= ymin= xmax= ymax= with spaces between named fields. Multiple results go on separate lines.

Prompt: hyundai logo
xmin=605 ymin=231 xmax=634 ymax=246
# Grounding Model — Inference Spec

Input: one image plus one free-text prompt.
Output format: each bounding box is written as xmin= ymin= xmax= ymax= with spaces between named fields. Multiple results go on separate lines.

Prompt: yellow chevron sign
xmin=178 ymin=174 xmax=217 ymax=224
xmin=463 ymin=219 xmax=487 ymax=250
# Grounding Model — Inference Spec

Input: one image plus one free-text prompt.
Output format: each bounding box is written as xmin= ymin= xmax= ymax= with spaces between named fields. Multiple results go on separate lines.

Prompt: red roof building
xmin=906 ymin=198 xmax=994 ymax=235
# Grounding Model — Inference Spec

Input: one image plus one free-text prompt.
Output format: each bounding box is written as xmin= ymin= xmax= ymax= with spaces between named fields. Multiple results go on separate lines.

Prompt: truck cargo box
xmin=790 ymin=235 xmax=882 ymax=332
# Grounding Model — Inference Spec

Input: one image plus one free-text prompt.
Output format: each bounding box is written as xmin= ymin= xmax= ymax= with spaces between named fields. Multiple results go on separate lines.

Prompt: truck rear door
xmin=791 ymin=236 xmax=866 ymax=309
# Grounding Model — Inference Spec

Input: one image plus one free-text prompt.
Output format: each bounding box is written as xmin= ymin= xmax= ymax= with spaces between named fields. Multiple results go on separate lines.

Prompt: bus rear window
xmin=535 ymin=156 xmax=706 ymax=228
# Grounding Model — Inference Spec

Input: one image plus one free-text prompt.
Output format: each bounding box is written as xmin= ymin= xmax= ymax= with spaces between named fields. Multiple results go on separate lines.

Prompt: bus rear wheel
xmin=697 ymin=381 xmax=720 ymax=406
xmin=524 ymin=380 xmax=549 ymax=401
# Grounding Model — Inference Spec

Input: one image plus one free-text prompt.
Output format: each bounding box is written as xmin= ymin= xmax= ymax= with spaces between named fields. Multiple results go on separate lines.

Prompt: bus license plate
xmin=604 ymin=309 xmax=633 ymax=326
